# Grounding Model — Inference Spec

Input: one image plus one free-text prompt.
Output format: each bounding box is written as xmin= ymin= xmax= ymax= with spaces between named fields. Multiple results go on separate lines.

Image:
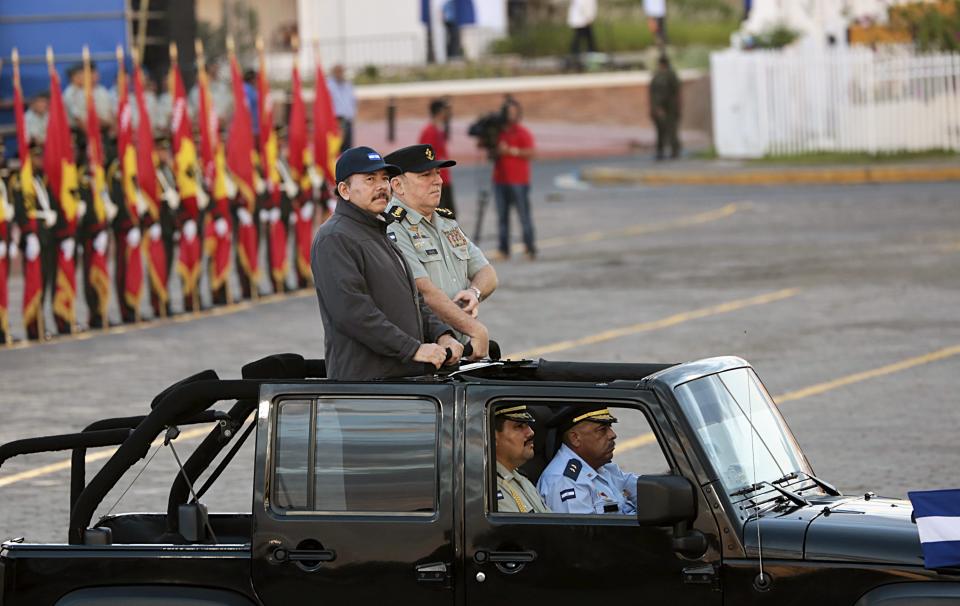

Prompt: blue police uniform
xmin=537 ymin=443 xmax=638 ymax=514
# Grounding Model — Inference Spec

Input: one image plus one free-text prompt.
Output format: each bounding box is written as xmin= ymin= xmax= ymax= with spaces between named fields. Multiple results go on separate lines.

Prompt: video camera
xmin=467 ymin=110 xmax=506 ymax=160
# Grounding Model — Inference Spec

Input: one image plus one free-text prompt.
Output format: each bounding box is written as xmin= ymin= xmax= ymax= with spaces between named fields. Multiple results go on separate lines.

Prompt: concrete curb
xmin=582 ymin=164 xmax=960 ymax=186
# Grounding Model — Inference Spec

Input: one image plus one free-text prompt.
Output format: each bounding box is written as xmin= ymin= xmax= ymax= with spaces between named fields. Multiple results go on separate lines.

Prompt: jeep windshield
xmin=674 ymin=367 xmax=825 ymax=502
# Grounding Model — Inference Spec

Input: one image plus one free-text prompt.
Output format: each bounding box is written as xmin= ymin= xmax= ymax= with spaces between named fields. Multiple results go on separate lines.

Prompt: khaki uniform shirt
xmin=496 ymin=462 xmax=550 ymax=513
xmin=386 ymin=199 xmax=488 ymax=340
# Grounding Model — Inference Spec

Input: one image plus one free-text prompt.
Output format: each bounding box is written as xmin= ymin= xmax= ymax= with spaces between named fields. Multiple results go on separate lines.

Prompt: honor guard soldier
xmin=0 ymin=168 xmax=12 ymax=344
xmin=494 ymin=405 xmax=551 ymax=513
xmin=384 ymin=144 xmax=497 ymax=360
xmin=537 ymin=404 xmax=639 ymax=515
xmin=77 ymin=165 xmax=116 ymax=329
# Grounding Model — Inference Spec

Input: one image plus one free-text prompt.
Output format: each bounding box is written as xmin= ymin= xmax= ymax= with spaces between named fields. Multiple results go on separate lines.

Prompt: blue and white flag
xmin=909 ymin=489 xmax=960 ymax=569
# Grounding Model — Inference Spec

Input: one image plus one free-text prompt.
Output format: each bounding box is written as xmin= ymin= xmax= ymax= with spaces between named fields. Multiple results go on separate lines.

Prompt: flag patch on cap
xmin=367 ymin=153 xmax=381 ymax=160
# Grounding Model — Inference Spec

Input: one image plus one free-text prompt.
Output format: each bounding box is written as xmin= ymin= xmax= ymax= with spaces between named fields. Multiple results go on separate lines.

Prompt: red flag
xmin=312 ymin=57 xmax=342 ymax=184
xmin=133 ymin=59 xmax=168 ymax=316
xmin=12 ymin=50 xmax=45 ymax=339
xmin=226 ymin=46 xmax=259 ymax=291
xmin=258 ymin=42 xmax=287 ymax=292
xmin=288 ymin=50 xmax=314 ymax=287
xmin=44 ymin=52 xmax=80 ymax=334
xmin=83 ymin=47 xmax=111 ymax=327
xmin=197 ymin=46 xmax=232 ymax=303
xmin=169 ymin=45 xmax=203 ymax=309
xmin=116 ymin=50 xmax=144 ymax=316
xmin=0 ymin=182 xmax=9 ymax=344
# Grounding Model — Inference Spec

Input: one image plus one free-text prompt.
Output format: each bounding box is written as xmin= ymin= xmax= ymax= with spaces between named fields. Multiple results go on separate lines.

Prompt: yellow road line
xmin=506 ymin=287 xmax=799 ymax=360
xmin=505 ymin=202 xmax=746 ymax=254
xmin=776 ymin=344 xmax=960 ymax=404
xmin=3 ymin=290 xmax=314 ymax=351
xmin=0 ymin=426 xmax=210 ymax=489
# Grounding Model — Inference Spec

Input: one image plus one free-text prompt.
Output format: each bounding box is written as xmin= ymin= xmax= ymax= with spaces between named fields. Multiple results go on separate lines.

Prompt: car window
xmin=272 ymin=397 xmax=438 ymax=514
xmin=491 ymin=403 xmax=670 ymax=516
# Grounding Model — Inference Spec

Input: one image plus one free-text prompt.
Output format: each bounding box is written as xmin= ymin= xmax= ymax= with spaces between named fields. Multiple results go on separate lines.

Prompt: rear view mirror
xmin=635 ymin=475 xmax=697 ymax=526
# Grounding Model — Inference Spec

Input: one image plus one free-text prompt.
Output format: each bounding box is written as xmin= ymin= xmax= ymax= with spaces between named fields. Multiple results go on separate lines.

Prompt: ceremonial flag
xmin=82 ymin=46 xmax=112 ymax=328
xmin=12 ymin=48 xmax=44 ymax=339
xmin=226 ymin=38 xmax=260 ymax=293
xmin=312 ymin=49 xmax=341 ymax=185
xmin=196 ymin=40 xmax=232 ymax=303
xmin=909 ymin=489 xmax=960 ymax=569
xmin=44 ymin=47 xmax=80 ymax=334
xmin=116 ymin=47 xmax=144 ymax=317
xmin=168 ymin=43 xmax=204 ymax=310
xmin=133 ymin=53 xmax=169 ymax=317
xmin=0 ymin=170 xmax=9 ymax=345
xmin=257 ymin=38 xmax=287 ymax=293
xmin=287 ymin=38 xmax=315 ymax=287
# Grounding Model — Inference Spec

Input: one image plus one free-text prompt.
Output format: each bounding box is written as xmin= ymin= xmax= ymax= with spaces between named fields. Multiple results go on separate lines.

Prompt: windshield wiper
xmin=772 ymin=471 xmax=841 ymax=496
xmin=731 ymin=480 xmax=810 ymax=507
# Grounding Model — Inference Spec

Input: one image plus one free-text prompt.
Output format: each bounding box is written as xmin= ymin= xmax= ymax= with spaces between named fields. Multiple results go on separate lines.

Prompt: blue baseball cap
xmin=335 ymin=146 xmax=402 ymax=184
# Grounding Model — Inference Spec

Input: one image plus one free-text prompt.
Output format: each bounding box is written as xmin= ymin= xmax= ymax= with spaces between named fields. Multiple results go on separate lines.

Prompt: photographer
xmin=419 ymin=98 xmax=456 ymax=214
xmin=492 ymin=98 xmax=536 ymax=261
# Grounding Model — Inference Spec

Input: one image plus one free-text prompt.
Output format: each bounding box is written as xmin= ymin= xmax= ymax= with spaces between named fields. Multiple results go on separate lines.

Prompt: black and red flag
xmin=11 ymin=48 xmax=45 ymax=340
xmin=226 ymin=37 xmax=260 ymax=299
xmin=44 ymin=47 xmax=81 ymax=335
xmin=257 ymin=37 xmax=288 ymax=294
xmin=168 ymin=42 xmax=205 ymax=311
xmin=114 ymin=45 xmax=144 ymax=323
xmin=287 ymin=36 xmax=316 ymax=289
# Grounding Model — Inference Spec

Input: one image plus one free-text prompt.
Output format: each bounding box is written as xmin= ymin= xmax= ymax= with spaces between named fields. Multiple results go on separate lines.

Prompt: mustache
xmin=524 ymin=437 xmax=534 ymax=446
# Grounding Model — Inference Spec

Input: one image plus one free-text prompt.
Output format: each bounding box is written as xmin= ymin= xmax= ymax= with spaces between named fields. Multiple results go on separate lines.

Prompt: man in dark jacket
xmin=649 ymin=54 xmax=682 ymax=160
xmin=311 ymin=146 xmax=463 ymax=380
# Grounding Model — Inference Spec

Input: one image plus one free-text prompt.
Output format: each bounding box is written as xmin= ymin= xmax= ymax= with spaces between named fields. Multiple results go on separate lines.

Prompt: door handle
xmin=474 ymin=549 xmax=537 ymax=574
xmin=273 ymin=547 xmax=337 ymax=563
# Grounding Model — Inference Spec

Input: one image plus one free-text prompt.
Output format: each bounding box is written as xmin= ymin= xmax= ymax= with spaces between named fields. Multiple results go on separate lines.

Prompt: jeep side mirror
xmin=635 ymin=475 xmax=696 ymax=526
xmin=635 ymin=475 xmax=707 ymax=558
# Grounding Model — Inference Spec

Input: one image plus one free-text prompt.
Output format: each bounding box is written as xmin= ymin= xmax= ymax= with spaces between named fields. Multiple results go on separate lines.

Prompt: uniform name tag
xmin=425 ymin=249 xmax=439 ymax=256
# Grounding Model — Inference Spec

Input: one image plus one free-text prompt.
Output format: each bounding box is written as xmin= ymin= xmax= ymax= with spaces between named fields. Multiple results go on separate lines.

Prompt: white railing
xmin=711 ymin=47 xmax=960 ymax=158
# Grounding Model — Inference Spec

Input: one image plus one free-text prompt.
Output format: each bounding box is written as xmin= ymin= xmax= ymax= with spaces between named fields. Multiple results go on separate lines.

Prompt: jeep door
xmin=463 ymin=385 xmax=723 ymax=605
xmin=251 ymin=384 xmax=456 ymax=606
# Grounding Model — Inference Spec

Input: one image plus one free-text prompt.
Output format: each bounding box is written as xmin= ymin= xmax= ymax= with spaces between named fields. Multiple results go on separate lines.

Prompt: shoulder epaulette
xmin=386 ymin=205 xmax=407 ymax=222
xmin=563 ymin=459 xmax=582 ymax=481
xmin=435 ymin=207 xmax=455 ymax=219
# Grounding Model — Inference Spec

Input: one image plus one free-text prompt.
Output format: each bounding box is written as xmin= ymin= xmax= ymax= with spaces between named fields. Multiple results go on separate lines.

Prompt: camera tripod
xmin=472 ymin=156 xmax=496 ymax=244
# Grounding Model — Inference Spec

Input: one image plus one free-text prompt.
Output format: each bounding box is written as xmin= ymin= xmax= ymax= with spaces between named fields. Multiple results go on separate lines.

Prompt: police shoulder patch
xmin=387 ymin=232 xmax=397 ymax=242
xmin=497 ymin=490 xmax=504 ymax=500
xmin=563 ymin=459 xmax=582 ymax=481
xmin=560 ymin=488 xmax=577 ymax=502
xmin=387 ymin=205 xmax=407 ymax=221
xmin=435 ymin=207 xmax=455 ymax=219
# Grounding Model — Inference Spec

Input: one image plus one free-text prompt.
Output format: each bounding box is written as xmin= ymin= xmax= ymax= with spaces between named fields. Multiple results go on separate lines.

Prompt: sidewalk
xmin=581 ymin=157 xmax=960 ymax=186
xmin=353 ymin=118 xmax=711 ymax=165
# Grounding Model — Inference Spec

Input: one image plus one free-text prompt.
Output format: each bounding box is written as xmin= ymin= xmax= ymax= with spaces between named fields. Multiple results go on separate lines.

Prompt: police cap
xmin=495 ymin=404 xmax=536 ymax=424
xmin=335 ymin=146 xmax=401 ymax=184
xmin=384 ymin=144 xmax=456 ymax=174
xmin=550 ymin=404 xmax=618 ymax=434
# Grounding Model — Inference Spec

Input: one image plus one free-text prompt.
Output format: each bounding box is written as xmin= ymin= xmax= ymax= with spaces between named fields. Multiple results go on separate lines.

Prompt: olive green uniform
xmin=649 ymin=65 xmax=681 ymax=159
xmin=496 ymin=462 xmax=550 ymax=513
xmin=386 ymin=200 xmax=488 ymax=341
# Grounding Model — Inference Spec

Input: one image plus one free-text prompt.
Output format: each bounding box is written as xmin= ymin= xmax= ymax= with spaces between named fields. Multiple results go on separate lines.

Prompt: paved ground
xmin=1 ymin=155 xmax=958 ymax=542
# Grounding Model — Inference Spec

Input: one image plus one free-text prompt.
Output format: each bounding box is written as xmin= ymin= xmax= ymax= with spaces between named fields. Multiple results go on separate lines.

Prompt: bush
xmin=891 ymin=0 xmax=960 ymax=52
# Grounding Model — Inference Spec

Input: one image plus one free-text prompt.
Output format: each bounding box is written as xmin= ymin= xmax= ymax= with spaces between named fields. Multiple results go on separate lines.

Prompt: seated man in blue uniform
xmin=537 ymin=405 xmax=638 ymax=514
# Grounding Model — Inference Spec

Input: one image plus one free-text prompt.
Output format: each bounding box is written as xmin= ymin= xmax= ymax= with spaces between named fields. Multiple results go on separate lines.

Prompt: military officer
xmin=384 ymin=144 xmax=497 ymax=360
xmin=537 ymin=404 xmax=638 ymax=515
xmin=494 ymin=405 xmax=550 ymax=513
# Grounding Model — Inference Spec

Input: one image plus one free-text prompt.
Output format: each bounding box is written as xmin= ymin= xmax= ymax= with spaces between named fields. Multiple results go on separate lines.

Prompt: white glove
xmin=283 ymin=180 xmax=299 ymax=200
xmin=254 ymin=176 xmax=267 ymax=196
xmin=93 ymin=231 xmax=109 ymax=255
xmin=258 ymin=208 xmax=269 ymax=223
xmin=308 ymin=166 xmax=323 ymax=191
xmin=196 ymin=185 xmax=210 ymax=210
xmin=163 ymin=187 xmax=181 ymax=210
xmin=0 ymin=241 xmax=6 ymax=260
xmin=135 ymin=191 xmax=148 ymax=216
xmin=102 ymin=190 xmax=119 ymax=221
xmin=237 ymin=207 xmax=253 ymax=226
xmin=299 ymin=201 xmax=314 ymax=221
xmin=214 ymin=217 xmax=229 ymax=237
xmin=25 ymin=233 xmax=41 ymax=261
xmin=326 ymin=198 xmax=337 ymax=213
xmin=60 ymin=237 xmax=76 ymax=261
xmin=182 ymin=219 xmax=198 ymax=240
xmin=44 ymin=210 xmax=58 ymax=228
xmin=270 ymin=207 xmax=281 ymax=223
xmin=9 ymin=232 xmax=19 ymax=260
xmin=149 ymin=223 xmax=162 ymax=240
xmin=77 ymin=201 xmax=87 ymax=218
xmin=126 ymin=227 xmax=141 ymax=248
xmin=224 ymin=174 xmax=238 ymax=200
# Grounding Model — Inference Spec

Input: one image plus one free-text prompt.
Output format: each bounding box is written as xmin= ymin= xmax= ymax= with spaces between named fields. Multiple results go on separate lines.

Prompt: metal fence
xmin=711 ymin=47 xmax=960 ymax=158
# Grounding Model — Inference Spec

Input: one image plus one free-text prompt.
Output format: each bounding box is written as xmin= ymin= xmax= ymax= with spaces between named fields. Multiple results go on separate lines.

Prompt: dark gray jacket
xmin=311 ymin=199 xmax=452 ymax=380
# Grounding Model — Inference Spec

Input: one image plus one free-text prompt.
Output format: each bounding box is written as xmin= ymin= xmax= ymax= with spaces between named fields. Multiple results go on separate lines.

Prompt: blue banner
xmin=909 ymin=489 xmax=960 ymax=570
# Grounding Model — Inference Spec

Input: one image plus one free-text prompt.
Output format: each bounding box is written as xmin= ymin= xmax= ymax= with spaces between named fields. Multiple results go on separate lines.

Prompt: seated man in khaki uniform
xmin=385 ymin=144 xmax=497 ymax=360
xmin=494 ymin=405 xmax=550 ymax=513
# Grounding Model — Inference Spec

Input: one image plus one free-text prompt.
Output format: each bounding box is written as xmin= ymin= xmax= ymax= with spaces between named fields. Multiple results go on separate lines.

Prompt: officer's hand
xmin=437 ymin=334 xmax=464 ymax=366
xmin=453 ymin=289 xmax=480 ymax=317
xmin=413 ymin=343 xmax=447 ymax=369
xmin=468 ymin=330 xmax=489 ymax=361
